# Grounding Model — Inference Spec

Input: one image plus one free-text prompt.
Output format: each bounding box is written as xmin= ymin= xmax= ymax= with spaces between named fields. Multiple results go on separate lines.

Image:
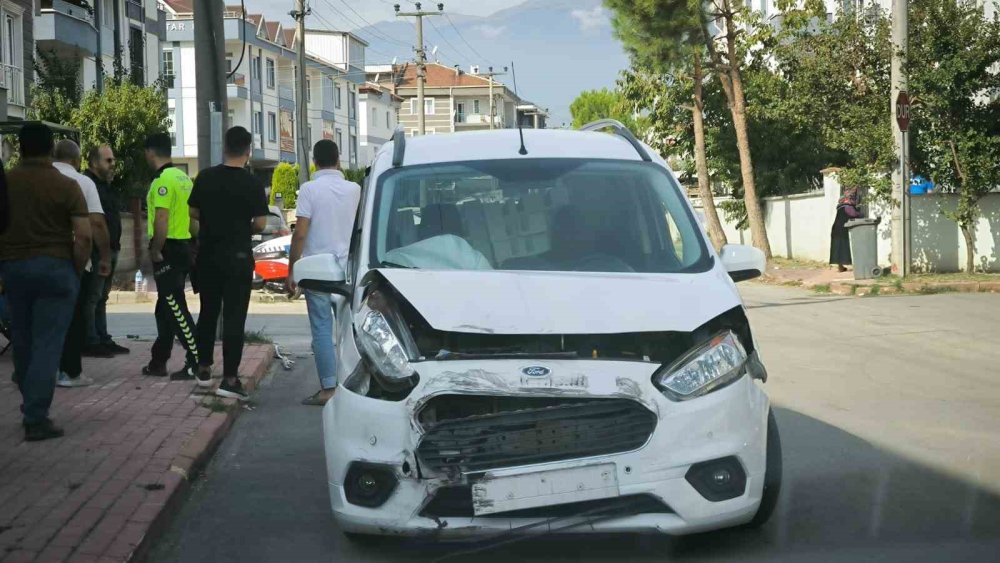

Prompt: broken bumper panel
xmin=322 ymin=359 xmax=769 ymax=537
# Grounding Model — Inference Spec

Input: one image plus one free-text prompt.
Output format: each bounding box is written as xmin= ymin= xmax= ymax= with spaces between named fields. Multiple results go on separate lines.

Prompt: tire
xmin=747 ymin=409 xmax=782 ymax=528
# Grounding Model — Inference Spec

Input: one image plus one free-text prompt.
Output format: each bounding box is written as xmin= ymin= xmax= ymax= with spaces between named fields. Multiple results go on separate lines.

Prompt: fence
xmin=691 ymin=170 xmax=1000 ymax=273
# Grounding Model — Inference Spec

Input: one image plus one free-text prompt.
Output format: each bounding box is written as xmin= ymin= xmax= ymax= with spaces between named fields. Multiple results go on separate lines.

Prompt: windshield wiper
xmin=434 ymin=349 xmax=578 ymax=361
xmin=377 ymin=260 xmax=415 ymax=269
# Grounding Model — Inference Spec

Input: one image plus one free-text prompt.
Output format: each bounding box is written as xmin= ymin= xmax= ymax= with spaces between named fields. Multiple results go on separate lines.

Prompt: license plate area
xmin=471 ymin=463 xmax=619 ymax=516
xmin=252 ymin=234 xmax=262 ymax=241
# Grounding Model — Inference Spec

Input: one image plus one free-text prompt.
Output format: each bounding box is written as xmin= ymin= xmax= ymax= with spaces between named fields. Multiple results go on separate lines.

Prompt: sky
xmin=248 ymin=0 xmax=628 ymax=126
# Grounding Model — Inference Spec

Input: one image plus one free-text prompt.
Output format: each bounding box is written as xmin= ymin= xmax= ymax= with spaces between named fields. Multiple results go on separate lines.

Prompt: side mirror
xmin=294 ymin=254 xmax=352 ymax=297
xmin=720 ymin=244 xmax=766 ymax=283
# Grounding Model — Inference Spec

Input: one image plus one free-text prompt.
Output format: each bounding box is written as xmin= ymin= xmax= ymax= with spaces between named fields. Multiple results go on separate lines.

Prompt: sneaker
xmin=195 ymin=366 xmax=213 ymax=388
xmin=102 ymin=341 xmax=131 ymax=355
xmin=301 ymin=388 xmax=335 ymax=406
xmin=216 ymin=378 xmax=249 ymax=401
xmin=57 ymin=372 xmax=94 ymax=388
xmin=169 ymin=365 xmax=197 ymax=381
xmin=81 ymin=344 xmax=115 ymax=358
xmin=24 ymin=419 xmax=64 ymax=442
xmin=142 ymin=363 xmax=168 ymax=377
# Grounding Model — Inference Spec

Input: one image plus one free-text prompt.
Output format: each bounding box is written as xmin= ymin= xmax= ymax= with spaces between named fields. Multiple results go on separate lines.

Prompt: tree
xmin=29 ymin=48 xmax=84 ymax=124
xmin=72 ymin=79 xmax=170 ymax=196
xmin=605 ymin=0 xmax=790 ymax=259
xmin=907 ymin=0 xmax=1000 ymax=273
xmin=771 ymin=5 xmax=895 ymax=204
xmin=569 ymin=88 xmax=645 ymax=133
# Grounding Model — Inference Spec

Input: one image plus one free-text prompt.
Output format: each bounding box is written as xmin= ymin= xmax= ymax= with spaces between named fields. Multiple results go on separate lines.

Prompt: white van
xmin=293 ymin=121 xmax=781 ymax=540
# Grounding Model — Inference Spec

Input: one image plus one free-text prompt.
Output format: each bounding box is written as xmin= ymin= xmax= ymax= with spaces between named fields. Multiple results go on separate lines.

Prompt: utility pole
xmin=395 ymin=3 xmax=444 ymax=135
xmin=890 ymin=0 xmax=909 ymax=276
xmin=482 ymin=66 xmax=507 ymax=130
xmin=194 ymin=0 xmax=228 ymax=171
xmin=291 ymin=1 xmax=311 ymax=184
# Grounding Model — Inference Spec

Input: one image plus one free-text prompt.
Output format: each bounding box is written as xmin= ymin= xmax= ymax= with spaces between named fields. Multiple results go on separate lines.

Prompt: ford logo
xmin=521 ymin=366 xmax=551 ymax=377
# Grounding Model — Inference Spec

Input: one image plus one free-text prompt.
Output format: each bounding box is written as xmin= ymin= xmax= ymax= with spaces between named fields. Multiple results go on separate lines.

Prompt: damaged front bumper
xmin=322 ymin=359 xmax=769 ymax=538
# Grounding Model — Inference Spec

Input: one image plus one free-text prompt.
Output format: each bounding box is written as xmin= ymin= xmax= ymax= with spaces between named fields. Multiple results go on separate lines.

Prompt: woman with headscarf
xmin=830 ymin=187 xmax=862 ymax=272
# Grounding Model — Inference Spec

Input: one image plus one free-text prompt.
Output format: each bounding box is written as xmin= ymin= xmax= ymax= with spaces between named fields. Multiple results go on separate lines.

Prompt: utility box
xmin=846 ymin=218 xmax=882 ymax=280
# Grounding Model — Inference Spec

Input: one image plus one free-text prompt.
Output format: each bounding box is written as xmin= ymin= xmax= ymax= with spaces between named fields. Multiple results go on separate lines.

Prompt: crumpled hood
xmin=376 ymin=268 xmax=742 ymax=335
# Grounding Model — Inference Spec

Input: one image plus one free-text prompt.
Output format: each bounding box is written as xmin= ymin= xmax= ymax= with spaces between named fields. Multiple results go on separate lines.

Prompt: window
xmin=160 ymin=50 xmax=174 ymax=88
xmin=350 ymin=134 xmax=357 ymax=167
xmin=226 ymin=52 xmax=233 ymax=73
xmin=348 ymin=91 xmax=356 ymax=119
xmin=167 ymin=108 xmax=176 ymax=145
xmin=473 ymin=99 xmax=480 ymax=114
xmin=409 ymin=98 xmax=435 ymax=115
xmin=251 ymin=55 xmax=261 ymax=80
xmin=335 ymin=85 xmax=342 ymax=109
xmin=372 ymin=159 xmax=710 ymax=274
xmin=252 ymin=110 xmax=262 ymax=134
xmin=265 ymin=58 xmax=275 ymax=89
xmin=0 ymin=6 xmax=23 ymax=106
xmin=267 ymin=112 xmax=277 ymax=142
xmin=456 ymin=102 xmax=465 ymax=123
xmin=336 ymin=129 xmax=343 ymax=152
xmin=101 ymin=0 xmax=114 ymax=27
xmin=306 ymin=77 xmax=311 ymax=103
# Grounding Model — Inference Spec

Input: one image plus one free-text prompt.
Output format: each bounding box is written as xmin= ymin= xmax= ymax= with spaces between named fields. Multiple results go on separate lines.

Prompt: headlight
xmin=355 ymin=293 xmax=418 ymax=392
xmin=654 ymin=331 xmax=747 ymax=401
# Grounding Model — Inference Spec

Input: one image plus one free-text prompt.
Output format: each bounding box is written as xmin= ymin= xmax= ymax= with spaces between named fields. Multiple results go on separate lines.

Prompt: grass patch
xmin=244 ymin=329 xmax=273 ymax=344
xmin=849 ymin=284 xmax=858 ymax=296
xmin=813 ymin=284 xmax=831 ymax=294
xmin=867 ymin=285 xmax=881 ymax=296
xmin=769 ymin=256 xmax=829 ymax=270
xmin=907 ymin=272 xmax=998 ymax=283
xmin=916 ymin=285 xmax=957 ymax=295
xmin=893 ymin=278 xmax=904 ymax=292
xmin=781 ymin=280 xmax=804 ymax=287
xmin=205 ymin=397 xmax=229 ymax=413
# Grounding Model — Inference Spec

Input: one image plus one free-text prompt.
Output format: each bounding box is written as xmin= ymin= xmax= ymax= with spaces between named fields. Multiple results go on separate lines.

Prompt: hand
xmin=97 ymin=259 xmax=112 ymax=277
xmin=151 ymin=250 xmax=164 ymax=263
xmin=285 ymin=275 xmax=297 ymax=295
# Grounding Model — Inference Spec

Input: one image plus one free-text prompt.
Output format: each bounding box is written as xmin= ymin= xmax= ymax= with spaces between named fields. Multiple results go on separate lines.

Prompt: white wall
xmin=692 ymin=171 xmax=1000 ymax=273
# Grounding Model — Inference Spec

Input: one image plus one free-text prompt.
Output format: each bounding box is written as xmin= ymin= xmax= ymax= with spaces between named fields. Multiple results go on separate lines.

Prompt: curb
xmin=129 ymin=344 xmax=275 ymax=562
xmin=108 ymin=291 xmax=301 ymax=305
xmin=826 ymin=280 xmax=1000 ymax=297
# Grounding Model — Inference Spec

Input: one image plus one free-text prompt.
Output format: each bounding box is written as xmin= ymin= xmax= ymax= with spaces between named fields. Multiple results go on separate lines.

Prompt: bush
xmin=269 ymin=162 xmax=299 ymax=207
xmin=343 ymin=168 xmax=366 ymax=185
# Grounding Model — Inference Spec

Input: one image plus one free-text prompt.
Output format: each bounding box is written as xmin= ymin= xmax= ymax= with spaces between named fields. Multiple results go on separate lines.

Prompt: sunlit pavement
xmin=131 ymin=286 xmax=1000 ymax=562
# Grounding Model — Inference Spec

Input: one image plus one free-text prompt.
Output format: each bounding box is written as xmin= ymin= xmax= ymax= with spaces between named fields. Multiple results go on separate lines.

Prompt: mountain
xmin=357 ymin=0 xmax=628 ymax=126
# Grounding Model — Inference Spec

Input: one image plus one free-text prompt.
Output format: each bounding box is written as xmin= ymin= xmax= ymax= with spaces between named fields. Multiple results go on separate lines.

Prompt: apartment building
xmin=304 ymin=28 xmax=366 ymax=168
xmin=0 ymin=1 xmax=31 ymax=119
xmin=159 ymin=2 xmax=362 ymax=176
xmin=380 ymin=62 xmax=545 ymax=136
xmin=357 ymin=81 xmax=401 ymax=166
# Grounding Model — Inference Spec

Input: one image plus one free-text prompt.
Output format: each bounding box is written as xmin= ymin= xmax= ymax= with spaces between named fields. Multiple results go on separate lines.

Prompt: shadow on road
xmin=350 ymin=408 xmax=1000 ymax=562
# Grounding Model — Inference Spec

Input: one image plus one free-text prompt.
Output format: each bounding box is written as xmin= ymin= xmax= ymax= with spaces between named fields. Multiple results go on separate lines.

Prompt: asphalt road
xmin=137 ymin=285 xmax=1000 ymax=562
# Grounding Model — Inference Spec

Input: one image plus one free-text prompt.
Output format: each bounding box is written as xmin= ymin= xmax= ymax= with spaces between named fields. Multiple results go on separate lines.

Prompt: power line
xmin=426 ymin=17 xmax=471 ymax=68
xmin=313 ymin=0 xmax=410 ymax=48
xmin=444 ymin=13 xmax=493 ymax=66
xmin=308 ymin=9 xmax=402 ymax=62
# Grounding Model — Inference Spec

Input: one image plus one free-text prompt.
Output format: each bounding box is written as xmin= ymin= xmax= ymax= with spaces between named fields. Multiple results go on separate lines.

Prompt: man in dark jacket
xmin=82 ymin=145 xmax=129 ymax=356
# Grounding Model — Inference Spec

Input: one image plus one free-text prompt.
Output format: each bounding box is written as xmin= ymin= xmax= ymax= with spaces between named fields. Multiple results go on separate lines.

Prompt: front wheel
xmin=747 ymin=409 xmax=782 ymax=528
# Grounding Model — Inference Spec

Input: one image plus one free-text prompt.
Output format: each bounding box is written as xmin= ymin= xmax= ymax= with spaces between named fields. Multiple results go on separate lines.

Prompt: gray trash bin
xmin=846 ymin=218 xmax=882 ymax=280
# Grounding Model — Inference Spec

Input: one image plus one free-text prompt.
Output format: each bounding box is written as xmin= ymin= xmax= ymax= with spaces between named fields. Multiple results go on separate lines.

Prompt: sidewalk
xmin=760 ymin=262 xmax=1000 ymax=296
xmin=105 ymin=290 xmax=299 ymax=306
xmin=0 ymin=343 xmax=274 ymax=562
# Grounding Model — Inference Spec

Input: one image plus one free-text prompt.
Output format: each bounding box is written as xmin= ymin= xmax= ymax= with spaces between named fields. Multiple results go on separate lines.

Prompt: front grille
xmin=420 ymin=487 xmax=672 ymax=518
xmin=416 ymin=396 xmax=656 ymax=473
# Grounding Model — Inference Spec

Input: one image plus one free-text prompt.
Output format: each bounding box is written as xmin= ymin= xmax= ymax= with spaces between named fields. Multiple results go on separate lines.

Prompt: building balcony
xmin=278 ymin=85 xmax=294 ymax=101
xmin=227 ymin=72 xmax=248 ymax=99
xmin=37 ymin=0 xmax=98 ymax=55
xmin=0 ymin=64 xmax=25 ymax=107
xmin=126 ymin=0 xmax=143 ymax=22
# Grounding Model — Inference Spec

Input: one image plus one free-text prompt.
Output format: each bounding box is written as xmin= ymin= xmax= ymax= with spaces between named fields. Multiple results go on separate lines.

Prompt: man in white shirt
xmin=53 ymin=140 xmax=112 ymax=387
xmin=287 ymin=140 xmax=361 ymax=406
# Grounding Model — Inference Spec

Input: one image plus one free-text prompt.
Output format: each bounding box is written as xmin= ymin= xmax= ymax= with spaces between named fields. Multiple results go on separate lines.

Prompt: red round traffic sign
xmin=896 ymin=92 xmax=911 ymax=132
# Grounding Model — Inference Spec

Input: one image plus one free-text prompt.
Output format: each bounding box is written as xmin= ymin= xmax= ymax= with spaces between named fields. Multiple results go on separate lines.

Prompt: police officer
xmin=141 ymin=133 xmax=200 ymax=379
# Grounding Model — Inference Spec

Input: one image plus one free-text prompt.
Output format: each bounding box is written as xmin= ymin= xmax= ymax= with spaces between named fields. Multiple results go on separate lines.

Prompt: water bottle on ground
xmin=134 ymin=270 xmax=146 ymax=294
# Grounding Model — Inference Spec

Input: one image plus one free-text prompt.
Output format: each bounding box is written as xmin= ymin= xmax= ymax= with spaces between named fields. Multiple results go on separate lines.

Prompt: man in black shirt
xmin=188 ymin=127 xmax=268 ymax=401
xmin=82 ymin=145 xmax=129 ymax=356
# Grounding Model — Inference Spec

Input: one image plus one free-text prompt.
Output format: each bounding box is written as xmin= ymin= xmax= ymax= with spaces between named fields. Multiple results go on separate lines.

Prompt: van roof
xmin=382 ymin=129 xmax=651 ymax=168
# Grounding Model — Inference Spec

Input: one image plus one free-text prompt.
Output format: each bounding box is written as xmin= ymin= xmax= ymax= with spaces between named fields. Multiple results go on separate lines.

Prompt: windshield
xmin=371 ymin=159 xmax=710 ymax=274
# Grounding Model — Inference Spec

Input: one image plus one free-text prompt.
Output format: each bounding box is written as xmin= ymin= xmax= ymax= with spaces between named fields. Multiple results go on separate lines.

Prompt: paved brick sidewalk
xmin=0 ymin=343 xmax=273 ymax=562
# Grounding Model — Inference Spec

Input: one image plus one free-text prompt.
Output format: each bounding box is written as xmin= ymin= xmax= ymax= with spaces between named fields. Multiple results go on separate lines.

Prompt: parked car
xmin=252 ymin=205 xmax=291 ymax=246
xmin=252 ymin=234 xmax=290 ymax=293
xmin=293 ymin=123 xmax=779 ymax=540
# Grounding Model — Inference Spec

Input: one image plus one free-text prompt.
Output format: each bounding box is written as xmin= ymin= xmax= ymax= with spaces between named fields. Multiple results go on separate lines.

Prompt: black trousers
xmin=195 ymin=252 xmax=254 ymax=377
xmin=59 ymin=271 xmax=92 ymax=377
xmin=150 ymin=240 xmax=199 ymax=368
